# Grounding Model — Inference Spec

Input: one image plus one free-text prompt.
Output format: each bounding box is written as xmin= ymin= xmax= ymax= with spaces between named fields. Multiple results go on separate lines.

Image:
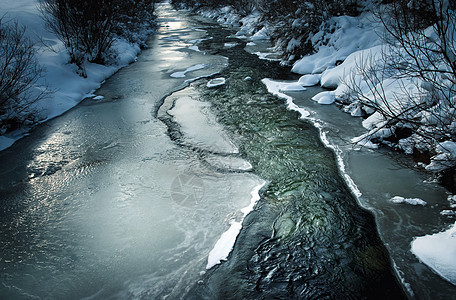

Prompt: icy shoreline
xmin=0 ymin=0 xmax=151 ymax=151
xmin=206 ymin=181 xmax=266 ymax=269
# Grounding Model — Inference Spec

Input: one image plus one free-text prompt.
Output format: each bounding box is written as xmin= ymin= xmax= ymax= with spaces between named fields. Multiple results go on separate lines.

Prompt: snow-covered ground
xmin=0 ymin=0 xmax=145 ymax=150
xmin=195 ymin=4 xmax=456 ymax=288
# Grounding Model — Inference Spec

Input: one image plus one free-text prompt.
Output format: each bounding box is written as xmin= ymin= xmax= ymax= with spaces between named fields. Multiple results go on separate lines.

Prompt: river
xmin=0 ymin=3 xmax=453 ymax=300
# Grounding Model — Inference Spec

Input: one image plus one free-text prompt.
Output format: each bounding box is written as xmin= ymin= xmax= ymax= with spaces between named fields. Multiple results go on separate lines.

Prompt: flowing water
xmin=285 ymin=88 xmax=456 ymax=299
xmin=1 ymin=3 xmax=450 ymax=300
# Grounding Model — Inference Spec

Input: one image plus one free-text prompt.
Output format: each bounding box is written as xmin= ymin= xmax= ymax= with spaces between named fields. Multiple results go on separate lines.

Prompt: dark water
xmin=0 ymin=4 xmax=406 ymax=299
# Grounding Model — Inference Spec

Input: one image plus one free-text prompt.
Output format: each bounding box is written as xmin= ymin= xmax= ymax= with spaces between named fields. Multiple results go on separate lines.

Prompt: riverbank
xmin=0 ymin=0 xmax=156 ymax=151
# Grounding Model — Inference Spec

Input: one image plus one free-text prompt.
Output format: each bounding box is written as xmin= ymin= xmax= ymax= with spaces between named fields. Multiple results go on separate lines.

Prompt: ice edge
xmin=206 ymin=180 xmax=266 ymax=269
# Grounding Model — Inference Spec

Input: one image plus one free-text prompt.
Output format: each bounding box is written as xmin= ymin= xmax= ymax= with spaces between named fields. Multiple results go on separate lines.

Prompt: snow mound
xmin=298 ymin=74 xmax=321 ymax=87
xmin=411 ymin=222 xmax=456 ymax=285
xmin=291 ymin=13 xmax=383 ymax=75
xmin=312 ymin=91 xmax=335 ymax=105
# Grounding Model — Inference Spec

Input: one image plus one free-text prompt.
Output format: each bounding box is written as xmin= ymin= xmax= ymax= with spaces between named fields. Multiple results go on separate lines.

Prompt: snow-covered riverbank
xmin=0 ymin=0 xmax=151 ymax=150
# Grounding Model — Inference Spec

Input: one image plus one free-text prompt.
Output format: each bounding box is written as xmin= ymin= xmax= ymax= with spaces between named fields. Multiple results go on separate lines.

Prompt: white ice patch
xmin=170 ymin=64 xmax=207 ymax=78
xmin=93 ymin=95 xmax=105 ymax=100
xmin=253 ymin=52 xmax=281 ymax=61
xmin=251 ymin=27 xmax=269 ymax=40
xmin=184 ymin=72 xmax=220 ymax=85
xmin=207 ymin=77 xmax=226 ymax=88
xmin=188 ymin=45 xmax=202 ymax=52
xmin=224 ymin=42 xmax=238 ymax=48
xmin=261 ymin=79 xmax=310 ymax=118
xmin=168 ymin=96 xmax=238 ymax=154
xmin=204 ymin=155 xmax=252 ymax=172
xmin=206 ymin=181 xmax=266 ymax=269
xmin=279 ymin=83 xmax=306 ymax=92
xmin=390 ymin=196 xmax=427 ymax=206
xmin=411 ymin=222 xmax=456 ymax=285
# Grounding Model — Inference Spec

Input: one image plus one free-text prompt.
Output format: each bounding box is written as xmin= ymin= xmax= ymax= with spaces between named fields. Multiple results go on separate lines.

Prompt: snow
xmin=224 ymin=42 xmax=238 ymax=48
xmin=441 ymin=210 xmax=456 ymax=217
xmin=207 ymin=77 xmax=226 ymax=88
xmin=291 ymin=14 xmax=383 ymax=75
xmin=389 ymin=196 xmax=427 ymax=206
xmin=312 ymin=91 xmax=335 ymax=105
xmin=298 ymin=74 xmax=321 ymax=87
xmin=261 ymin=79 xmax=310 ymax=118
xmin=170 ymin=64 xmax=207 ymax=78
xmin=0 ymin=0 xmax=149 ymax=151
xmin=279 ymin=84 xmax=306 ymax=92
xmin=207 ymin=181 xmax=266 ymax=269
xmin=188 ymin=45 xmax=202 ymax=52
xmin=411 ymin=222 xmax=456 ymax=285
xmin=251 ymin=27 xmax=270 ymax=41
xmin=426 ymin=141 xmax=456 ymax=172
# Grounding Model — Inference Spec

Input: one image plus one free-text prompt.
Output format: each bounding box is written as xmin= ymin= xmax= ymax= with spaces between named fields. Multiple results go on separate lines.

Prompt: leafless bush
xmin=346 ymin=0 xmax=456 ymax=171
xmin=0 ymin=18 xmax=47 ymax=134
xmin=40 ymin=0 xmax=157 ymax=76
xmin=40 ymin=0 xmax=116 ymax=75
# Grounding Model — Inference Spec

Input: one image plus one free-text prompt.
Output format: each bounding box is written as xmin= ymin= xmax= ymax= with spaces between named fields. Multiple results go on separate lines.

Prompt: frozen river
xmin=1 ymin=3 xmax=452 ymax=299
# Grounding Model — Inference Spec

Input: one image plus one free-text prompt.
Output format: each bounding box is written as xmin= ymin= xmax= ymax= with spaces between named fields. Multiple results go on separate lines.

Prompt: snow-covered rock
xmin=312 ymin=91 xmax=335 ymax=105
xmin=298 ymin=74 xmax=321 ymax=87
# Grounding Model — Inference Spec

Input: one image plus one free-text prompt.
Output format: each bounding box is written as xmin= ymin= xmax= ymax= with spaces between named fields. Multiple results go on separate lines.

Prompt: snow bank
xmin=426 ymin=141 xmax=456 ymax=172
xmin=0 ymin=0 xmax=148 ymax=151
xmin=207 ymin=181 xmax=266 ymax=269
xmin=292 ymin=13 xmax=383 ymax=75
xmin=411 ymin=222 xmax=456 ymax=285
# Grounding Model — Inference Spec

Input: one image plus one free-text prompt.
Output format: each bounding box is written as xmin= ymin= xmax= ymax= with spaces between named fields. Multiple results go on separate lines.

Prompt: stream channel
xmin=0 ymin=3 xmax=455 ymax=299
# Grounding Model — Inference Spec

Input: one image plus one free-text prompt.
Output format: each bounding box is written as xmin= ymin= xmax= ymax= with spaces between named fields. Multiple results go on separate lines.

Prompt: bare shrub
xmin=40 ymin=0 xmax=157 ymax=75
xmin=346 ymin=0 xmax=456 ymax=172
xmin=0 ymin=18 xmax=47 ymax=134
